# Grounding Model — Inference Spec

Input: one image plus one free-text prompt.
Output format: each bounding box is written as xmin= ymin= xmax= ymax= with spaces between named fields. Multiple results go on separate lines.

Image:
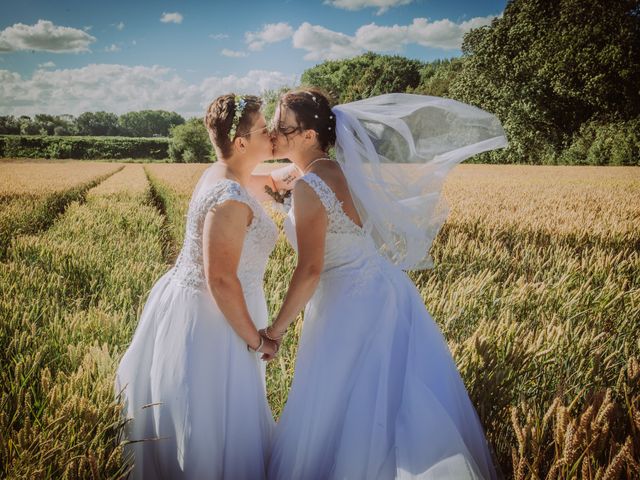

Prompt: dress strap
xmin=200 ymin=179 xmax=254 ymax=214
xmin=298 ymin=172 xmax=339 ymax=213
xmin=302 ymin=157 xmax=332 ymax=173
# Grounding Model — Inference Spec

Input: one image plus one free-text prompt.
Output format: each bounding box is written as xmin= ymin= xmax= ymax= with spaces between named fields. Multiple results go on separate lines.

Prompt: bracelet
xmin=247 ymin=336 xmax=264 ymax=353
xmin=264 ymin=325 xmax=284 ymax=342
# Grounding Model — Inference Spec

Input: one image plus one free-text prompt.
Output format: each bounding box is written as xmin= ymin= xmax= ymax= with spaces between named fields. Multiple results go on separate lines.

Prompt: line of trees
xmin=302 ymin=0 xmax=640 ymax=165
xmin=0 ymin=135 xmax=169 ymax=160
xmin=0 ymin=110 xmax=185 ymax=138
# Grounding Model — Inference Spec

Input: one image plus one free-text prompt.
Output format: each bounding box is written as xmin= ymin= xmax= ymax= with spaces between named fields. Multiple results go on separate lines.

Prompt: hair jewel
xmin=228 ymin=95 xmax=247 ymax=141
xmin=305 ymin=91 xmax=319 ymax=105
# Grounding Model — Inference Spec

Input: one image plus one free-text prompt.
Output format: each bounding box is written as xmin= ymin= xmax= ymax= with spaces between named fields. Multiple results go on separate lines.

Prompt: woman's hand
xmin=259 ymin=326 xmax=284 ymax=349
xmin=257 ymin=335 xmax=280 ymax=361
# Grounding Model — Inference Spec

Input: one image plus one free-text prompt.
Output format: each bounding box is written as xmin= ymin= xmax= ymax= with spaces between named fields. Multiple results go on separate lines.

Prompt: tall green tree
xmin=19 ymin=116 xmax=40 ymax=135
xmin=302 ymin=52 xmax=424 ymax=103
xmin=76 ymin=111 xmax=120 ymax=136
xmin=168 ymin=118 xmax=213 ymax=163
xmin=450 ymin=0 xmax=640 ymax=163
xmin=118 ymin=110 xmax=184 ymax=137
xmin=409 ymin=58 xmax=464 ymax=97
xmin=0 ymin=116 xmax=21 ymax=134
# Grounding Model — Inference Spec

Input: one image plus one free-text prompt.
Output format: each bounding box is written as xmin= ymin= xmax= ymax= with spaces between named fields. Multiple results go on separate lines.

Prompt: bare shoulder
xmin=307 ymin=159 xmax=345 ymax=187
xmin=204 ymin=177 xmax=253 ymax=227
xmin=292 ymin=177 xmax=322 ymax=209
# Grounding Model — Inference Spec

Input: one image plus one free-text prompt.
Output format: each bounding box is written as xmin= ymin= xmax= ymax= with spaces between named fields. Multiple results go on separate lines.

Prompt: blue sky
xmin=0 ymin=0 xmax=507 ymax=117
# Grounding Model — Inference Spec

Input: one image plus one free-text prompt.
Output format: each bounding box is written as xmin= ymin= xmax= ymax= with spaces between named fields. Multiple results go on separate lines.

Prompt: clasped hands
xmin=257 ymin=325 xmax=285 ymax=361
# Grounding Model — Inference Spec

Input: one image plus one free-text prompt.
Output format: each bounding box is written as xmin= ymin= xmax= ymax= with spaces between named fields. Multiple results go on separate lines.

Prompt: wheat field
xmin=0 ymin=160 xmax=638 ymax=479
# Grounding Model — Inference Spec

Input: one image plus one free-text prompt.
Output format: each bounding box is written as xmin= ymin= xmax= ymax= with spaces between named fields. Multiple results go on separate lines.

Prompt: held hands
xmin=258 ymin=326 xmax=285 ymax=361
xmin=247 ymin=334 xmax=279 ymax=361
xmin=258 ymin=337 xmax=279 ymax=361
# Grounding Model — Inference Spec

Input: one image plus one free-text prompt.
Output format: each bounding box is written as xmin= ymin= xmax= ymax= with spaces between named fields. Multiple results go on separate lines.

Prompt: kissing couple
xmin=115 ymin=87 xmax=508 ymax=479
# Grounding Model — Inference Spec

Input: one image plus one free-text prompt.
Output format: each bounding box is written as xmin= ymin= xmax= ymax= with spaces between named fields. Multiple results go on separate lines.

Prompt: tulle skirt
xmin=115 ymin=269 xmax=275 ymax=479
xmin=268 ymin=256 xmax=498 ymax=480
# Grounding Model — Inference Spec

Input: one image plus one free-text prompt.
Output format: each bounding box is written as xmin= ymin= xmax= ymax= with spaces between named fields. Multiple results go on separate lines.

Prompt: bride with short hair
xmin=115 ymin=93 xmax=299 ymax=479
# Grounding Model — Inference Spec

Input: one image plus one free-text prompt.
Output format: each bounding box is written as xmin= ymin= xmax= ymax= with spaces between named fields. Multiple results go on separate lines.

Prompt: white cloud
xmin=0 ymin=20 xmax=96 ymax=53
xmin=354 ymin=23 xmax=408 ymax=51
xmin=105 ymin=44 xmax=121 ymax=52
xmin=113 ymin=22 xmax=125 ymax=31
xmin=460 ymin=15 xmax=499 ymax=31
xmin=84 ymin=26 xmax=93 ymax=32
xmin=292 ymin=22 xmax=361 ymax=61
xmin=408 ymin=16 xmax=495 ymax=49
xmin=245 ymin=22 xmax=294 ymax=51
xmin=160 ymin=12 xmax=183 ymax=24
xmin=324 ymin=0 xmax=413 ymax=15
xmin=38 ymin=61 xmax=56 ymax=68
xmin=0 ymin=64 xmax=297 ymax=118
xmin=200 ymin=70 xmax=298 ymax=104
xmin=221 ymin=48 xmax=249 ymax=58
xmin=209 ymin=33 xmax=229 ymax=40
xmin=291 ymin=15 xmax=498 ymax=60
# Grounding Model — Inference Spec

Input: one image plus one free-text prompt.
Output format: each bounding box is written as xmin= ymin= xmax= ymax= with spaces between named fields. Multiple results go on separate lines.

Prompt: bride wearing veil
xmin=263 ymin=89 xmax=507 ymax=479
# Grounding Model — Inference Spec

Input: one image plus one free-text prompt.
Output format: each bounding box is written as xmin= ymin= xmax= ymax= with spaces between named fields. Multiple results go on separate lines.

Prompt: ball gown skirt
xmin=268 ymin=252 xmax=498 ymax=480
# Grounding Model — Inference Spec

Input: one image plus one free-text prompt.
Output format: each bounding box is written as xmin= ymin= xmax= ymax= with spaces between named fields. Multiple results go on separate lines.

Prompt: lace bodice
xmin=284 ymin=173 xmax=384 ymax=290
xmin=171 ymin=179 xmax=278 ymax=293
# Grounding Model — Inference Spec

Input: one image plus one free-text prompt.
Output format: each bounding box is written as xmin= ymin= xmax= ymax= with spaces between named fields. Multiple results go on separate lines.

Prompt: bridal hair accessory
xmin=302 ymin=92 xmax=334 ymax=130
xmin=305 ymin=91 xmax=319 ymax=104
xmin=228 ymin=95 xmax=247 ymax=141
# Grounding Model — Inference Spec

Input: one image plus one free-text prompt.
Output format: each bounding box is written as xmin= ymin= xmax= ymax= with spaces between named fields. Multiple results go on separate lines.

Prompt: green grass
xmin=1 ymin=179 xmax=168 ymax=478
xmin=0 ymin=167 xmax=122 ymax=259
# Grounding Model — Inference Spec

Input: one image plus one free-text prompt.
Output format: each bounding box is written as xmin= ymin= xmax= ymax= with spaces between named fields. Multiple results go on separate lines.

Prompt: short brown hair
xmin=204 ymin=94 xmax=262 ymax=158
xmin=278 ymin=87 xmax=336 ymax=152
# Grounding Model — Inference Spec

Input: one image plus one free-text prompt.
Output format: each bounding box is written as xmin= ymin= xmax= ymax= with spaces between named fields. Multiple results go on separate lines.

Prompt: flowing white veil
xmin=332 ymin=93 xmax=507 ymax=270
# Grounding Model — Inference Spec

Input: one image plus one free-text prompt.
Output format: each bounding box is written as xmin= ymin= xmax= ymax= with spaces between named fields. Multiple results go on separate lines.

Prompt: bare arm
xmin=246 ymin=163 xmax=301 ymax=200
xmin=203 ymin=200 xmax=277 ymax=355
xmin=268 ymin=181 xmax=326 ymax=339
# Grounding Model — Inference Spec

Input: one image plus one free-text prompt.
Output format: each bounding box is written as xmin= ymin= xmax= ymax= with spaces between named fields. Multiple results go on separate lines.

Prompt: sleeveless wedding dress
xmin=115 ymin=179 xmax=277 ymax=479
xmin=268 ymin=172 xmax=498 ymax=480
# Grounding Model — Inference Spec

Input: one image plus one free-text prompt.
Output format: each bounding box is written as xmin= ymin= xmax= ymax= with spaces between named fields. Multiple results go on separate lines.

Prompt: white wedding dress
xmin=268 ymin=172 xmax=499 ymax=480
xmin=115 ymin=179 xmax=277 ymax=479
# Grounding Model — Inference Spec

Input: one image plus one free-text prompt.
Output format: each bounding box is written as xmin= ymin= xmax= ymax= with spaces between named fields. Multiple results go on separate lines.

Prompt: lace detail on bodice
xmin=171 ymin=179 xmax=278 ymax=294
xmin=285 ymin=173 xmax=386 ymax=296
xmin=298 ymin=172 xmax=366 ymax=237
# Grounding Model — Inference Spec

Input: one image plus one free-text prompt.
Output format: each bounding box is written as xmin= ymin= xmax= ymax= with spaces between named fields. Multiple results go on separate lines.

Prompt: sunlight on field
xmin=144 ymin=163 xmax=210 ymax=196
xmin=88 ymin=164 xmax=149 ymax=197
xmin=1 ymin=160 xmax=638 ymax=478
xmin=444 ymin=165 xmax=640 ymax=238
xmin=0 ymin=161 xmax=121 ymax=197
